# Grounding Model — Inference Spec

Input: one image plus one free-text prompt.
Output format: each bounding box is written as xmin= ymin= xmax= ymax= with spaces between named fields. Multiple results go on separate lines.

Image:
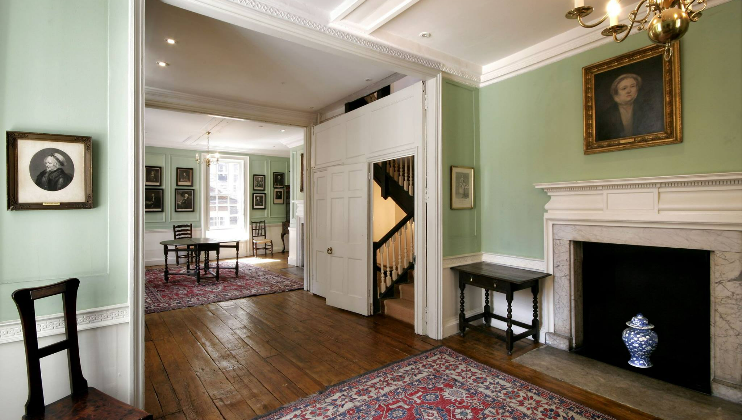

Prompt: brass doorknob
xmin=327 ymin=247 xmax=333 ymax=254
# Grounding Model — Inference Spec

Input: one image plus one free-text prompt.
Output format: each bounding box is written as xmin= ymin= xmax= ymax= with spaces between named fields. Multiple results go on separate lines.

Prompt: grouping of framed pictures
xmin=144 ymin=166 xmax=195 ymax=212
xmin=7 ymin=131 xmax=93 ymax=210
xmin=252 ymin=171 xmax=287 ymax=208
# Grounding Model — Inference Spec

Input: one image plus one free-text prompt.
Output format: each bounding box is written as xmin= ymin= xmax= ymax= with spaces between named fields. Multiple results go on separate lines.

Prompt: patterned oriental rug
xmin=257 ymin=347 xmax=615 ymax=420
xmin=145 ymin=262 xmax=303 ymax=314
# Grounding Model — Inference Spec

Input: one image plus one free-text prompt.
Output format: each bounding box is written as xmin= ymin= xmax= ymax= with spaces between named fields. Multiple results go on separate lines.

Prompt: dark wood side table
xmin=160 ymin=238 xmax=244 ymax=283
xmin=451 ymin=262 xmax=551 ymax=355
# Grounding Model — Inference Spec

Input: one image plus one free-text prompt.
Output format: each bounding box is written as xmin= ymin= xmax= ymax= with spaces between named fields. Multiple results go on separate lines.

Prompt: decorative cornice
xmin=221 ymin=0 xmax=480 ymax=84
xmin=0 ymin=304 xmax=130 ymax=345
xmin=145 ymin=87 xmax=317 ymax=127
xmin=535 ymin=172 xmax=742 ymax=194
xmin=280 ymin=136 xmax=304 ymax=149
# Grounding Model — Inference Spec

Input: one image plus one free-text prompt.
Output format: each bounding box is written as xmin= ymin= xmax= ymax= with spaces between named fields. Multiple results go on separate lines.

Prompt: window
xmin=209 ymin=159 xmax=245 ymax=232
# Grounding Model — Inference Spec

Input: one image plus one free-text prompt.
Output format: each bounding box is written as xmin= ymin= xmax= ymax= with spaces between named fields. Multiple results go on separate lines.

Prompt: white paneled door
xmin=312 ymin=169 xmax=329 ymax=298
xmin=324 ymin=163 xmax=371 ymax=315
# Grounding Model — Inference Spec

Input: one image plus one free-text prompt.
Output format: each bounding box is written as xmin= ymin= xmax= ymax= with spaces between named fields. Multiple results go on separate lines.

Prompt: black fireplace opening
xmin=577 ymin=242 xmax=711 ymax=394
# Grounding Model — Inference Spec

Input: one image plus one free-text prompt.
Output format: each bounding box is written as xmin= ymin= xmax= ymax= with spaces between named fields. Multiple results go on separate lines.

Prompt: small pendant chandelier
xmin=195 ymin=131 xmax=220 ymax=167
xmin=566 ymin=0 xmax=707 ymax=59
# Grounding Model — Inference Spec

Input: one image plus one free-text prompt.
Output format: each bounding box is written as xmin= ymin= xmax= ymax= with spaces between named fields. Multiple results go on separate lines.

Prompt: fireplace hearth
xmin=577 ymin=242 xmax=711 ymax=393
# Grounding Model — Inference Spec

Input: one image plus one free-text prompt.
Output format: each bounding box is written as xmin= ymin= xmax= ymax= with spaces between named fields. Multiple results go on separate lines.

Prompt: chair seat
xmin=25 ymin=387 xmax=152 ymax=420
xmin=253 ymin=239 xmax=272 ymax=244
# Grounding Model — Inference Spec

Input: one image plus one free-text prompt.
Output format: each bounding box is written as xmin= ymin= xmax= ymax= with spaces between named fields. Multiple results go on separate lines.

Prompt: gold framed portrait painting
xmin=583 ymin=43 xmax=681 ymax=154
xmin=6 ymin=131 xmax=93 ymax=210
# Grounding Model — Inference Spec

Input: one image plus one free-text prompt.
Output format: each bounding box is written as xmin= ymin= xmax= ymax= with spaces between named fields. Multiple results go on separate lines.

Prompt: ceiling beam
xmin=329 ymin=0 xmax=366 ymax=23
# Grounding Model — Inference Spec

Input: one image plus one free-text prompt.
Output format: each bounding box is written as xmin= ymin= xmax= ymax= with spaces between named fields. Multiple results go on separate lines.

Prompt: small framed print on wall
xmin=273 ymin=188 xmax=284 ymax=204
xmin=252 ymin=192 xmax=266 ymax=209
xmin=6 ymin=131 xmax=93 ymax=210
xmin=145 ymin=166 xmax=162 ymax=186
xmin=144 ymin=188 xmax=164 ymax=212
xmin=450 ymin=166 xmax=474 ymax=210
xmin=174 ymin=188 xmax=194 ymax=212
xmin=273 ymin=172 xmax=285 ymax=188
xmin=176 ymin=167 xmax=193 ymax=187
xmin=253 ymin=174 xmax=266 ymax=191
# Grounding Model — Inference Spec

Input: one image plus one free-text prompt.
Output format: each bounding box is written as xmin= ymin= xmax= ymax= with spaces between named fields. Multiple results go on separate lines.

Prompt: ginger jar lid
xmin=626 ymin=313 xmax=654 ymax=329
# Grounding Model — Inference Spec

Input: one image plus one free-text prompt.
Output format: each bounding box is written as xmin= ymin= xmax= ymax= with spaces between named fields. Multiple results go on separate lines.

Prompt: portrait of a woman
xmin=595 ymin=73 xmax=664 ymax=141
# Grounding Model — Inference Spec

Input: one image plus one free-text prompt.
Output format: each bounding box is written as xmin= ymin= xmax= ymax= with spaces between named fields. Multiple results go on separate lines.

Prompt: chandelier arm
xmin=577 ymin=13 xmax=608 ymax=28
xmin=628 ymin=0 xmax=652 ymax=24
xmin=612 ymin=20 xmax=637 ymax=43
xmin=686 ymin=0 xmax=707 ymax=21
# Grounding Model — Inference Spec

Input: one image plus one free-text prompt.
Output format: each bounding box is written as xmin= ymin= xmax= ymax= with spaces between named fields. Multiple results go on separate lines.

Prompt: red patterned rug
xmin=257 ymin=346 xmax=614 ymax=420
xmin=145 ymin=261 xmax=303 ymax=314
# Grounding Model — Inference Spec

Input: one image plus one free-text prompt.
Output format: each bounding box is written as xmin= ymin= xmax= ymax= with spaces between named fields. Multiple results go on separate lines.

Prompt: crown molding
xmin=534 ymin=172 xmax=742 ymax=193
xmin=146 ymin=140 xmax=291 ymax=158
xmin=145 ymin=87 xmax=317 ymax=127
xmin=280 ymin=136 xmax=304 ymax=149
xmin=0 ymin=304 xmax=130 ymax=345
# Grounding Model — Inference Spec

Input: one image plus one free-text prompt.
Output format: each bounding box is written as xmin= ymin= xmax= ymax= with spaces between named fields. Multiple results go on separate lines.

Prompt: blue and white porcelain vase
xmin=622 ymin=313 xmax=658 ymax=368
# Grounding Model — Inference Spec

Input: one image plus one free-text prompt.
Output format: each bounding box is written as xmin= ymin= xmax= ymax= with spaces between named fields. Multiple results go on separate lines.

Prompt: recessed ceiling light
xmin=419 ymin=32 xmax=431 ymax=38
xmin=166 ymin=38 xmax=176 ymax=45
xmin=156 ymin=61 xmax=169 ymax=67
xmin=281 ymin=129 xmax=286 ymax=132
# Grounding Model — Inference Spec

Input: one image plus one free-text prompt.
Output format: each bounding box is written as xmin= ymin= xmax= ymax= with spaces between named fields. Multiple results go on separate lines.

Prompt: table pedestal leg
xmin=484 ymin=289 xmax=491 ymax=326
xmin=204 ymin=250 xmax=210 ymax=274
xmin=532 ymin=284 xmax=540 ymax=343
xmin=163 ymin=245 xmax=169 ymax=283
xmin=216 ymin=247 xmax=220 ymax=281
xmin=196 ymin=248 xmax=201 ymax=284
xmin=459 ymin=280 xmax=466 ymax=336
xmin=235 ymin=242 xmax=239 ymax=276
xmin=506 ymin=290 xmax=514 ymax=355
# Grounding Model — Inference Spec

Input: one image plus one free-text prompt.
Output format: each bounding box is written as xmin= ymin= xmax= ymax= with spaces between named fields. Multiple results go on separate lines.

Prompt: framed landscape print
xmin=144 ymin=188 xmax=163 ymax=212
xmin=583 ymin=43 xmax=681 ymax=154
xmin=273 ymin=188 xmax=284 ymax=204
xmin=145 ymin=166 xmax=162 ymax=186
xmin=273 ymin=172 xmax=285 ymax=188
xmin=253 ymin=174 xmax=265 ymax=191
xmin=252 ymin=192 xmax=266 ymax=209
xmin=174 ymin=188 xmax=194 ymax=212
xmin=451 ymin=166 xmax=474 ymax=210
xmin=6 ymin=131 xmax=93 ymax=210
xmin=176 ymin=167 xmax=193 ymax=187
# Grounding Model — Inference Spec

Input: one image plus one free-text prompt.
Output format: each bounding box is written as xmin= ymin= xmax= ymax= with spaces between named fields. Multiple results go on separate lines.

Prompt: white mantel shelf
xmin=534 ymin=172 xmax=742 ymax=229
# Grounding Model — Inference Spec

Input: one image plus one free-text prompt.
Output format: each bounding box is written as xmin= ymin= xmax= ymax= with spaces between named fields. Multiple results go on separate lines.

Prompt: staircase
xmin=373 ymin=157 xmax=415 ymax=325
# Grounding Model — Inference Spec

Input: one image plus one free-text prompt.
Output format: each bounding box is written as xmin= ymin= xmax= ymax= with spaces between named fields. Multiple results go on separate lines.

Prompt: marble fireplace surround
xmin=535 ymin=172 xmax=742 ymax=403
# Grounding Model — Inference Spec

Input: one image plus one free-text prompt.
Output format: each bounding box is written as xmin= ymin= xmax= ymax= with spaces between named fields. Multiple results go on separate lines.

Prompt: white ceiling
xmin=145 ymin=107 xmax=304 ymax=156
xmin=146 ymin=0 xmax=396 ymax=111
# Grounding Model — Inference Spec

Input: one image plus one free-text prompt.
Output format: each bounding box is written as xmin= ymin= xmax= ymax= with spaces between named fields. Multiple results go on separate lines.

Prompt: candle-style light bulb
xmin=607 ymin=0 xmax=621 ymax=26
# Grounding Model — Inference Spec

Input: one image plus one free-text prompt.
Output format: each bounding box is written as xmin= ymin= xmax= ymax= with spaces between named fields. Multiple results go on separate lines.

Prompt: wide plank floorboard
xmin=145 ymin=254 xmax=657 ymax=420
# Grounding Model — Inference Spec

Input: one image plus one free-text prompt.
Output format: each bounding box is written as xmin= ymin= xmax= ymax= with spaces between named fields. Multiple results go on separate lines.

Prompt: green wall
xmin=144 ymin=146 xmax=290 ymax=231
xmin=289 ymin=144 xmax=305 ymax=223
xmin=0 ymin=0 xmax=129 ymax=321
xmin=479 ymin=1 xmax=742 ymax=259
xmin=442 ymin=80 xmax=481 ymax=257
xmin=145 ymin=147 xmax=201 ymax=229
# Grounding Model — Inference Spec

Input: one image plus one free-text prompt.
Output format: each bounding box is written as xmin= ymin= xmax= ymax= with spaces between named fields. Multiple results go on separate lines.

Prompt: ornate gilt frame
xmin=6 ymin=131 xmax=93 ymax=210
xmin=583 ymin=43 xmax=681 ymax=154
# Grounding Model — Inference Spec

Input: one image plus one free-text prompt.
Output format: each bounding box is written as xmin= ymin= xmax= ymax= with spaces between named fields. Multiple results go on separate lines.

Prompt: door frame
xmin=131 ymin=0 xmax=444 ymax=407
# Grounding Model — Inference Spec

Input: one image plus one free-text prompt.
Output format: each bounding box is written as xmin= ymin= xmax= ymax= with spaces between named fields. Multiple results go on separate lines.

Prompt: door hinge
xmin=368 ymin=172 xmax=371 ymax=180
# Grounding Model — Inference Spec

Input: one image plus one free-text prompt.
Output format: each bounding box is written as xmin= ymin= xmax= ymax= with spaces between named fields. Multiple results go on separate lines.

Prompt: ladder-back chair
xmin=251 ymin=221 xmax=273 ymax=257
xmin=172 ymin=223 xmax=194 ymax=268
xmin=12 ymin=278 xmax=152 ymax=420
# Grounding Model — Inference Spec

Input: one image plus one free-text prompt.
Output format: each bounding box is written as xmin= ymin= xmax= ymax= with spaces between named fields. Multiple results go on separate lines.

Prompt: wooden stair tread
xmin=383 ymin=298 xmax=414 ymax=325
xmin=399 ymin=283 xmax=414 ymax=302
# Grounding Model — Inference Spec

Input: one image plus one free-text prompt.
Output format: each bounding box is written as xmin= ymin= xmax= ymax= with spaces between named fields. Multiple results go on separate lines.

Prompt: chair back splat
xmin=12 ymin=278 xmax=88 ymax=418
xmin=252 ymin=220 xmax=267 ymax=239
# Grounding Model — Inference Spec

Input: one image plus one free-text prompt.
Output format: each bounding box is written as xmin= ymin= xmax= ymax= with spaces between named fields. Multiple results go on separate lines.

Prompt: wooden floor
xmin=145 ymin=254 xmax=657 ymax=420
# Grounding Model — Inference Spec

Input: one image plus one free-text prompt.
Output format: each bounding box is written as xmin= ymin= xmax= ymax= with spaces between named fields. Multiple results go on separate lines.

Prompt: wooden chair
xmin=251 ymin=221 xmax=273 ymax=257
xmin=12 ymin=278 xmax=152 ymax=420
xmin=172 ymin=224 xmax=194 ymax=268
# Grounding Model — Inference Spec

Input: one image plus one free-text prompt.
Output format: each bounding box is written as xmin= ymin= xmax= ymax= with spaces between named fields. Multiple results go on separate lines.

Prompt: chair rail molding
xmin=0 ymin=304 xmax=130 ymax=345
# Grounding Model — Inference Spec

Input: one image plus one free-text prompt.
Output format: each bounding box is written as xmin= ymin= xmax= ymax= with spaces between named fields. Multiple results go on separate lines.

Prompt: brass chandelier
xmin=566 ymin=0 xmax=707 ymax=59
xmin=195 ymin=131 xmax=220 ymax=167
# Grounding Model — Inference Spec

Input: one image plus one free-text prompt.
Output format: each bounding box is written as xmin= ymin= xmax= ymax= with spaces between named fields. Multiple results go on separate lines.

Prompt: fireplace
xmin=535 ymin=172 xmax=742 ymax=403
xmin=577 ymin=242 xmax=711 ymax=393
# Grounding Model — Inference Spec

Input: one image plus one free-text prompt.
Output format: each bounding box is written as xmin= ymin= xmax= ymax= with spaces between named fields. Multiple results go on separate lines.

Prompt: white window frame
xmin=200 ymin=154 xmax=250 ymax=239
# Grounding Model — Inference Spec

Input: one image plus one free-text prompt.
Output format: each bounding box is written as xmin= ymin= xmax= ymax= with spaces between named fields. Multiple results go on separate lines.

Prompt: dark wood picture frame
xmin=174 ymin=188 xmax=195 ymax=212
xmin=175 ymin=167 xmax=193 ymax=187
xmin=145 ymin=166 xmax=162 ymax=186
xmin=144 ymin=188 xmax=164 ymax=212
xmin=273 ymin=172 xmax=285 ymax=188
xmin=273 ymin=188 xmax=285 ymax=204
xmin=583 ymin=43 xmax=681 ymax=154
xmin=253 ymin=174 xmax=266 ymax=191
xmin=252 ymin=192 xmax=266 ymax=209
xmin=7 ymin=131 xmax=93 ymax=210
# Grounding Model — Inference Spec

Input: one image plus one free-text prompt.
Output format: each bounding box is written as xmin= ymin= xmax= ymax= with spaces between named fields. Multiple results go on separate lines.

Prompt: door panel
xmin=312 ymin=170 xmax=328 ymax=297
xmin=325 ymin=162 xmax=370 ymax=315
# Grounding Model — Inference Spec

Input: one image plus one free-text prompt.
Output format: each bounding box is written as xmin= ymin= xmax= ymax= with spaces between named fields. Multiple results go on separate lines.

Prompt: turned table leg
xmin=484 ymin=289 xmax=491 ymax=326
xmin=531 ymin=284 xmax=540 ymax=343
xmin=163 ymin=245 xmax=169 ymax=283
xmin=459 ymin=280 xmax=466 ymax=336
xmin=235 ymin=242 xmax=239 ymax=276
xmin=506 ymin=289 xmax=514 ymax=355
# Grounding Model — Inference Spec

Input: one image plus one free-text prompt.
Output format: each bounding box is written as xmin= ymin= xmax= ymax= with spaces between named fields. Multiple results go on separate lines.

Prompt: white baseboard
xmin=443 ymin=309 xmax=484 ymax=338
